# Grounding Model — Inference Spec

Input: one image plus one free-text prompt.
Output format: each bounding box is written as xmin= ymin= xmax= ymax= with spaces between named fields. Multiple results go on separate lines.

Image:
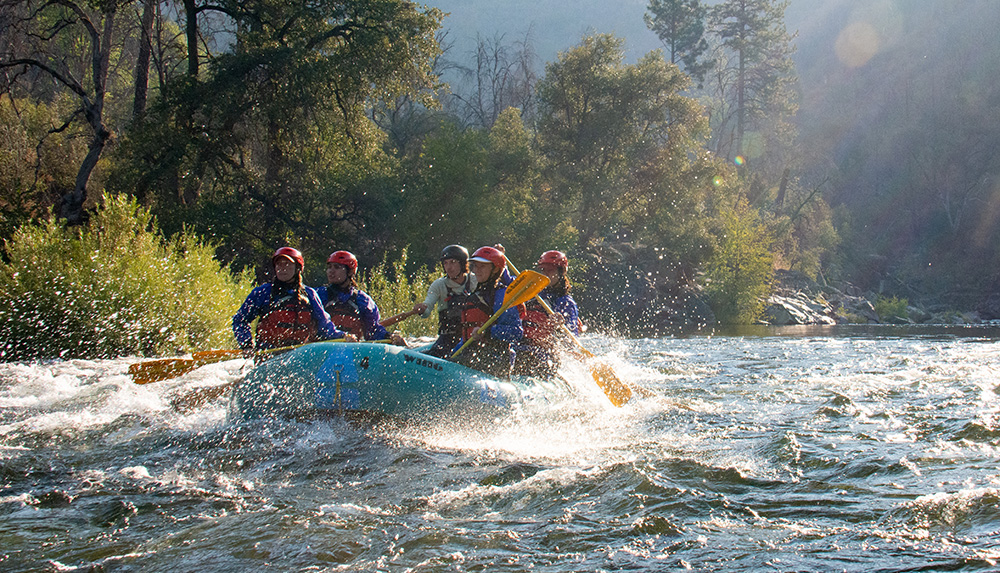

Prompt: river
xmin=3 ymin=326 xmax=1000 ymax=571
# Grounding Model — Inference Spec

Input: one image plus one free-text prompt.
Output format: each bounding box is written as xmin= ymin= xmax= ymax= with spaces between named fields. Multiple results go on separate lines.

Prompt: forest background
xmin=2 ymin=0 xmax=1000 ymax=359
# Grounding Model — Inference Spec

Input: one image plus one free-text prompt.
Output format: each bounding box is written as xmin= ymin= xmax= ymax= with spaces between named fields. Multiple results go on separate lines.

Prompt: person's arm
xmin=415 ymin=277 xmax=446 ymax=318
xmin=488 ymin=287 xmax=523 ymax=342
xmin=356 ymin=291 xmax=392 ymax=341
xmin=232 ymin=285 xmax=267 ymax=349
xmin=552 ymin=295 xmax=581 ymax=335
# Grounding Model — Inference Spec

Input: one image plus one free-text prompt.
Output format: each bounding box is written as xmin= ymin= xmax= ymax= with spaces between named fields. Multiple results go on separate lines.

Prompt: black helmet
xmin=440 ymin=244 xmax=469 ymax=264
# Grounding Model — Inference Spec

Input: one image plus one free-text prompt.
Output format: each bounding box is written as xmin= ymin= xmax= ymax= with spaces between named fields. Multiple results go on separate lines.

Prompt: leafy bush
xmin=874 ymin=295 xmax=908 ymax=320
xmin=0 ymin=194 xmax=254 ymax=360
xmin=705 ymin=198 xmax=774 ymax=324
xmin=359 ymin=247 xmax=440 ymax=338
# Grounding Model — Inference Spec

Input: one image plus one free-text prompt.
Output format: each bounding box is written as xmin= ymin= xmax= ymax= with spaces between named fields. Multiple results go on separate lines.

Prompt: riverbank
xmin=765 ymin=270 xmax=990 ymax=327
xmin=573 ymin=243 xmax=992 ymax=336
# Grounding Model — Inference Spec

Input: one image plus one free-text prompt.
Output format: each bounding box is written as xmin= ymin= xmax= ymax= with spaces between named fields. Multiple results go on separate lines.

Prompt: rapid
xmin=3 ymin=326 xmax=1000 ymax=572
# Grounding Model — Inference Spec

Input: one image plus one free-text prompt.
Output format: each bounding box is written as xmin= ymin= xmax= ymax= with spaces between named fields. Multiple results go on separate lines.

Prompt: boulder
xmin=764 ymin=293 xmax=837 ymax=325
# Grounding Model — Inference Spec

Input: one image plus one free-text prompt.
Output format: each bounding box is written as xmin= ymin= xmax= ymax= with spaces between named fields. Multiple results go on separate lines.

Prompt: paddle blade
xmin=589 ymin=360 xmax=632 ymax=407
xmin=503 ymin=270 xmax=550 ymax=308
xmin=129 ymin=358 xmax=206 ymax=384
xmin=130 ymin=349 xmax=245 ymax=384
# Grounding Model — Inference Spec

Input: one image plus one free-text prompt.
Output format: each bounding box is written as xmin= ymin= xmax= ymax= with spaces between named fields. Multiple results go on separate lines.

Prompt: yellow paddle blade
xmin=129 ymin=342 xmax=322 ymax=384
xmin=503 ymin=269 xmax=552 ymax=308
xmin=129 ymin=356 xmax=223 ymax=384
xmin=588 ymin=360 xmax=632 ymax=407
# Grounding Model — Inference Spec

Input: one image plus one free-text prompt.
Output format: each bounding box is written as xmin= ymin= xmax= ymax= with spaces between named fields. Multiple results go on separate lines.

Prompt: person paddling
xmin=316 ymin=250 xmax=406 ymax=346
xmin=233 ymin=247 xmax=356 ymax=355
xmin=450 ymin=246 xmax=523 ymax=378
xmin=413 ymin=245 xmax=478 ymax=358
xmin=513 ymin=250 xmax=581 ymax=377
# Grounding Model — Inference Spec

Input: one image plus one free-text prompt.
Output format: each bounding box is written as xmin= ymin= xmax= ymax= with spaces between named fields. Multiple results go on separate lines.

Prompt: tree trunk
xmin=61 ymin=9 xmax=115 ymax=225
xmin=132 ymin=0 xmax=155 ymax=121
xmin=184 ymin=0 xmax=199 ymax=77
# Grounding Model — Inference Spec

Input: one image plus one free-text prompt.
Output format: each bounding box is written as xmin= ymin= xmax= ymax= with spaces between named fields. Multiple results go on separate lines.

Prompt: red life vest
xmin=456 ymin=286 xmax=495 ymax=341
xmin=256 ymin=289 xmax=315 ymax=348
xmin=324 ymin=290 xmax=364 ymax=339
xmin=522 ymin=298 xmax=557 ymax=344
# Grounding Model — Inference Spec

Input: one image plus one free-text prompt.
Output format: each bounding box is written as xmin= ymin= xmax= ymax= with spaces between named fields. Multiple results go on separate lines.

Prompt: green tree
xmin=535 ymin=33 xmax=714 ymax=247
xmin=644 ymin=0 xmax=712 ymax=87
xmin=707 ymin=0 xmax=798 ymax=177
xmin=706 ymin=196 xmax=774 ymax=323
xmin=395 ymin=108 xmax=558 ymax=265
xmin=0 ymin=0 xmax=128 ymax=225
xmin=110 ymin=0 xmax=444 ymax=269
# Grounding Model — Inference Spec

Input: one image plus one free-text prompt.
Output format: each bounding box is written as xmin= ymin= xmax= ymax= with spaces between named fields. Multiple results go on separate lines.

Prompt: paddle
xmin=378 ymin=308 xmax=420 ymax=328
xmin=450 ymin=270 xmax=550 ymax=360
xmin=507 ymin=260 xmax=632 ymax=407
xmin=129 ymin=343 xmax=312 ymax=384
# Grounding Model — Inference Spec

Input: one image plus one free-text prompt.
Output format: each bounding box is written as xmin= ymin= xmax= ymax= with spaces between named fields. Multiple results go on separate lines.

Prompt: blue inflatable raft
xmin=230 ymin=341 xmax=567 ymax=420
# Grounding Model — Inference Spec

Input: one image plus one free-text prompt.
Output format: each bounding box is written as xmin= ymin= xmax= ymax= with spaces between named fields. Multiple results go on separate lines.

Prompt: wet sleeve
xmin=420 ymin=277 xmax=446 ymax=318
xmin=553 ymin=296 xmax=581 ymax=335
xmin=357 ymin=292 xmax=391 ymax=341
xmin=232 ymin=285 xmax=267 ymax=349
xmin=489 ymin=287 xmax=523 ymax=342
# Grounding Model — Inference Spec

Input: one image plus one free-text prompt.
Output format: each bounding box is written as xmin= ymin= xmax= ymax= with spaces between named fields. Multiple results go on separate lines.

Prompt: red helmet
xmin=272 ymin=247 xmax=304 ymax=270
xmin=470 ymin=246 xmax=506 ymax=271
xmin=326 ymin=250 xmax=358 ymax=273
xmin=537 ymin=250 xmax=568 ymax=271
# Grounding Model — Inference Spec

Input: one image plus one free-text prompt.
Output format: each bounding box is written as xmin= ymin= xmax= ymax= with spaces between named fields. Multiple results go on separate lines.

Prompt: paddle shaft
xmin=505 ymin=261 xmax=592 ymax=356
xmin=378 ymin=308 xmax=420 ymax=328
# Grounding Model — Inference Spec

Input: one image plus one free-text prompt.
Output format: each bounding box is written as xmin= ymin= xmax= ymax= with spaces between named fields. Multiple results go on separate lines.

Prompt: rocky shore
xmin=574 ymin=243 xmax=993 ymax=337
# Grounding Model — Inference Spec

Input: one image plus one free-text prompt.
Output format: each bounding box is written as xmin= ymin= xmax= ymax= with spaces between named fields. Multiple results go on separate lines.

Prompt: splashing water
xmin=3 ymin=325 xmax=1000 ymax=571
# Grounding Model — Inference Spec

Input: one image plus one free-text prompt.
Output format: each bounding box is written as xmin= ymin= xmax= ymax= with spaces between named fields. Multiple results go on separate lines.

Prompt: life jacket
xmin=324 ymin=289 xmax=364 ymax=339
xmin=438 ymin=277 xmax=473 ymax=337
xmin=456 ymin=284 xmax=496 ymax=341
xmin=522 ymin=298 xmax=557 ymax=344
xmin=256 ymin=287 xmax=315 ymax=348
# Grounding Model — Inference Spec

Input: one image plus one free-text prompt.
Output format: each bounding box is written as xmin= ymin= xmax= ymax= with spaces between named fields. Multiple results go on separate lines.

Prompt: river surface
xmin=3 ymin=326 xmax=1000 ymax=572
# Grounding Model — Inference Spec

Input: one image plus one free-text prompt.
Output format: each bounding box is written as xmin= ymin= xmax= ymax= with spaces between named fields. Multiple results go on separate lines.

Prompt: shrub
xmin=705 ymin=198 xmax=774 ymax=324
xmin=0 ymin=194 xmax=254 ymax=360
xmin=359 ymin=247 xmax=440 ymax=338
xmin=874 ymin=295 xmax=908 ymax=320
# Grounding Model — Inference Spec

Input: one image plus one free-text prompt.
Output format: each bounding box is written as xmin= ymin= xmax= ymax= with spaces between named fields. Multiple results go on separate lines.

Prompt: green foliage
xmin=0 ymin=96 xmax=94 ymax=242
xmin=0 ymin=194 xmax=254 ymax=360
xmin=874 ymin=295 xmax=909 ymax=320
xmin=706 ymin=0 xmax=798 ymax=187
xmin=535 ymin=34 xmax=715 ymax=247
xmin=108 ymin=0 xmax=444 ymax=270
xmin=645 ymin=0 xmax=712 ymax=86
xmin=358 ymin=247 xmax=439 ymax=338
xmin=705 ymin=197 xmax=774 ymax=323
xmin=396 ymin=110 xmax=569 ymax=265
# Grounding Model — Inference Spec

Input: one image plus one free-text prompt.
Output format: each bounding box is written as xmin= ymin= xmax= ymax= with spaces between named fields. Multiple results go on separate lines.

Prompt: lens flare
xmin=835 ymin=21 xmax=879 ymax=68
xmin=734 ymin=156 xmax=745 ymax=166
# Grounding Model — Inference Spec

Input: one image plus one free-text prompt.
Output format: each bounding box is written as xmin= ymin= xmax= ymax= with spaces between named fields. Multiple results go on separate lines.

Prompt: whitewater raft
xmin=230 ymin=341 xmax=567 ymax=420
